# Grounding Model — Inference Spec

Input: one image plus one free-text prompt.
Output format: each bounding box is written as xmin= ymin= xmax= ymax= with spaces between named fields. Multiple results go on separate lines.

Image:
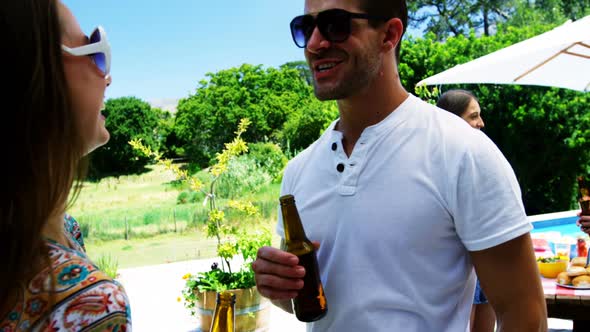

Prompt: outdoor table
xmin=542 ymin=277 xmax=590 ymax=331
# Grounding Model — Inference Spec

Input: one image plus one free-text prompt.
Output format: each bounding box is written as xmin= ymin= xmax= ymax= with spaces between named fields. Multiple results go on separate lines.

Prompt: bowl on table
xmin=537 ymin=260 xmax=568 ymax=278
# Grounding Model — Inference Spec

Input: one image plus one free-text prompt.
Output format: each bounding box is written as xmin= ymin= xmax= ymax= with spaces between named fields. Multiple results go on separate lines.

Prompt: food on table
xmin=537 ymin=256 xmax=568 ymax=278
xmin=571 ymin=256 xmax=587 ymax=267
xmin=537 ymin=256 xmax=561 ymax=263
xmin=556 ymin=272 xmax=571 ymax=285
xmin=572 ymin=275 xmax=590 ymax=287
xmin=567 ymin=266 xmax=587 ymax=277
xmin=555 ymin=260 xmax=590 ymax=287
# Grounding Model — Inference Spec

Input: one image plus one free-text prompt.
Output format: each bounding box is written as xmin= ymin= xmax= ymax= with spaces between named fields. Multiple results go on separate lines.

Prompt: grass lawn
xmin=86 ymin=231 xmax=282 ymax=269
xmin=71 ymin=164 xmax=281 ymax=269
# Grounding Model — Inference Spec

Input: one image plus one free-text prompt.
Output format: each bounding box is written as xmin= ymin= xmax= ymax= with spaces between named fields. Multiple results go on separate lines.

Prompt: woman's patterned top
xmin=64 ymin=214 xmax=85 ymax=251
xmin=0 ymin=216 xmax=132 ymax=331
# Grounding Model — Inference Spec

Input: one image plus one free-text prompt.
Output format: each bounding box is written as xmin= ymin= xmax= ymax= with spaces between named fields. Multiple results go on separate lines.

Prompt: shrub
xmin=95 ymin=253 xmax=119 ymax=279
xmin=216 ymin=155 xmax=272 ymax=199
xmin=248 ymin=142 xmax=288 ymax=182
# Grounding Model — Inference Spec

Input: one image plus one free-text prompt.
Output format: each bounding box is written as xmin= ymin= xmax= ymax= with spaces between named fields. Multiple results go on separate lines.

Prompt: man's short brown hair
xmin=357 ymin=0 xmax=407 ymax=63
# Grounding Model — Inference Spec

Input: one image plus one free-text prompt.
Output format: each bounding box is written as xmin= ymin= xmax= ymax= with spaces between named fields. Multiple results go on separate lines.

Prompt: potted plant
xmin=131 ymin=118 xmax=273 ymax=331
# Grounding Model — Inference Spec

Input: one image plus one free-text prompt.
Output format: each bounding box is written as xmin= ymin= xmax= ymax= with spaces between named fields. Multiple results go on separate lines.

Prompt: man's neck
xmin=335 ymin=72 xmax=408 ymax=156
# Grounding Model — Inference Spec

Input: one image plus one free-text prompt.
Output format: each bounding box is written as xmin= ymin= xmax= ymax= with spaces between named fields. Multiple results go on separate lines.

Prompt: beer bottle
xmin=209 ymin=291 xmax=235 ymax=332
xmin=279 ymin=194 xmax=327 ymax=322
xmin=578 ymin=176 xmax=590 ymax=215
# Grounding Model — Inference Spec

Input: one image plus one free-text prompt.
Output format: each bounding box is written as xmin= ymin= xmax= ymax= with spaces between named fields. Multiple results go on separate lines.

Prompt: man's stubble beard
xmin=312 ymin=47 xmax=382 ymax=101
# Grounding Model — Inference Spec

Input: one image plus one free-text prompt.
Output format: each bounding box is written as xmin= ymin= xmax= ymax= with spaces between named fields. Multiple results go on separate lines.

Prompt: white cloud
xmin=149 ymin=98 xmax=180 ymax=114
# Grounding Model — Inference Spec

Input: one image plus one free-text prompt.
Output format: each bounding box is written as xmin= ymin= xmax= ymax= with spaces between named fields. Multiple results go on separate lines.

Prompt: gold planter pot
xmin=197 ymin=286 xmax=271 ymax=332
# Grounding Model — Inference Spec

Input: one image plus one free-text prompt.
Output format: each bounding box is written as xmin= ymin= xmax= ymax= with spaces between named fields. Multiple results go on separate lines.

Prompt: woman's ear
xmin=382 ymin=18 xmax=403 ymax=52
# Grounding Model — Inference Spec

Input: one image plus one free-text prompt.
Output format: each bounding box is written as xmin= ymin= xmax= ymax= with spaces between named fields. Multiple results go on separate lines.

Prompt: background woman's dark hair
xmin=0 ymin=0 xmax=86 ymax=305
xmin=358 ymin=0 xmax=407 ymax=64
xmin=436 ymin=89 xmax=478 ymax=117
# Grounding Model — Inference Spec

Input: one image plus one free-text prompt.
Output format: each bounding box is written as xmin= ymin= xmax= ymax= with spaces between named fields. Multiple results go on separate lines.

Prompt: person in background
xmin=436 ymin=89 xmax=485 ymax=130
xmin=437 ymin=89 xmax=494 ymax=332
xmin=0 ymin=1 xmax=131 ymax=330
xmin=252 ymin=0 xmax=547 ymax=330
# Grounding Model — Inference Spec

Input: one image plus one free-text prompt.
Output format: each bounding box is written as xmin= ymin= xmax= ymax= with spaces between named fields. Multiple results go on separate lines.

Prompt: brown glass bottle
xmin=578 ymin=176 xmax=590 ymax=215
xmin=209 ymin=291 xmax=235 ymax=332
xmin=279 ymin=194 xmax=327 ymax=322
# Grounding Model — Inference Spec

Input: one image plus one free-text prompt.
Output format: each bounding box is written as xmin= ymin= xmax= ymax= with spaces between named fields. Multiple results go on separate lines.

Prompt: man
xmin=251 ymin=0 xmax=547 ymax=331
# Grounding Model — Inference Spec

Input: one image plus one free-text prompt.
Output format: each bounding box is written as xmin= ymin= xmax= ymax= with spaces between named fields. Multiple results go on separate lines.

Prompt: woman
xmin=0 ymin=1 xmax=131 ymax=330
xmin=437 ymin=89 xmax=492 ymax=332
xmin=437 ymin=89 xmax=485 ymax=130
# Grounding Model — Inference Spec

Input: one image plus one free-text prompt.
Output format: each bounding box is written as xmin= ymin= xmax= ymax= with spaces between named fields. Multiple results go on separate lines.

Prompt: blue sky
xmin=64 ymin=1 xmax=424 ymax=106
xmin=63 ymin=0 xmax=306 ymax=103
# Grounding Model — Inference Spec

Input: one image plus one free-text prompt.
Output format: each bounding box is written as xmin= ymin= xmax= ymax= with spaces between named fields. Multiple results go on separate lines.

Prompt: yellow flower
xmin=182 ymin=273 xmax=191 ymax=280
xmin=177 ymin=297 xmax=181 ymax=302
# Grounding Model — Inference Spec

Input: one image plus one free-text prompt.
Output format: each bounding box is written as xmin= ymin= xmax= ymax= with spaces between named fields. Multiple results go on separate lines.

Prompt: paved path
xmin=117 ymin=258 xmax=573 ymax=332
xmin=117 ymin=258 xmax=305 ymax=332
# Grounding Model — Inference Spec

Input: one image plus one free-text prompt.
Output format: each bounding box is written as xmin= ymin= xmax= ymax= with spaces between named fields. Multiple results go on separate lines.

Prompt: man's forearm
xmin=496 ymin=299 xmax=547 ymax=332
xmin=271 ymin=299 xmax=294 ymax=314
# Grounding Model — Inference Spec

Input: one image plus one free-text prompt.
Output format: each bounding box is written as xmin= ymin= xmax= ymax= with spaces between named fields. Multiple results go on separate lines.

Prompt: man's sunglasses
xmin=290 ymin=8 xmax=389 ymax=48
xmin=62 ymin=26 xmax=111 ymax=76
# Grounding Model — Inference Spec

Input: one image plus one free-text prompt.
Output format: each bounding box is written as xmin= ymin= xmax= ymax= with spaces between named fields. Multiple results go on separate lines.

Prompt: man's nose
xmin=306 ymin=26 xmax=330 ymax=53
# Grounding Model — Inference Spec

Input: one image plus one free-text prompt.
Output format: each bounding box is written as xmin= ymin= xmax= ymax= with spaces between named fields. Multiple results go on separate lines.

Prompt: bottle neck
xmin=280 ymin=196 xmax=308 ymax=242
xmin=210 ymin=292 xmax=235 ymax=332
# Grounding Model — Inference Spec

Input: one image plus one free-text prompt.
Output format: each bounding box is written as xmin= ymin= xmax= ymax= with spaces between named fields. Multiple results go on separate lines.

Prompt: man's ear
xmin=382 ymin=18 xmax=403 ymax=52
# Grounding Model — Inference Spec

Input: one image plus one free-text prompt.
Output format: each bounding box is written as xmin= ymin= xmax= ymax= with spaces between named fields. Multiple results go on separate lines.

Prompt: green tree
xmin=89 ymin=97 xmax=160 ymax=177
xmin=280 ymin=98 xmax=338 ymax=152
xmin=280 ymin=60 xmax=313 ymax=85
xmin=409 ymin=0 xmax=514 ymax=39
xmin=154 ymin=107 xmax=184 ymax=159
xmin=173 ymin=64 xmax=313 ymax=167
xmin=408 ymin=0 xmax=589 ymax=40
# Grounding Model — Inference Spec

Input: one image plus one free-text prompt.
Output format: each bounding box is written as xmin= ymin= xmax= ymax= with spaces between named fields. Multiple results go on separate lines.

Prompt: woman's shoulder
xmin=64 ymin=213 xmax=85 ymax=251
xmin=2 ymin=244 xmax=131 ymax=331
xmin=40 ymin=273 xmax=131 ymax=332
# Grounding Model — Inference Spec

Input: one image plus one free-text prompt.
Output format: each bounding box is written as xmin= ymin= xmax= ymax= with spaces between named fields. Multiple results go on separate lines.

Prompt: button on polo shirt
xmin=329 ymin=107 xmax=407 ymax=196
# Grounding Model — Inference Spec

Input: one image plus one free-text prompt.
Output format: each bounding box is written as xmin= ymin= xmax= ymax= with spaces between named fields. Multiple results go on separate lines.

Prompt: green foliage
xmin=408 ymin=0 xmax=588 ymax=39
xmin=174 ymin=64 xmax=312 ymax=167
xmin=247 ymin=142 xmax=288 ymax=182
xmin=507 ymin=0 xmax=590 ymax=23
xmin=95 ymin=253 xmax=119 ymax=279
xmin=131 ymin=120 xmax=272 ymax=314
xmin=216 ymin=155 xmax=272 ymax=198
xmin=481 ymin=86 xmax=590 ymax=214
xmin=90 ymin=97 xmax=160 ymax=178
xmin=153 ymin=107 xmax=183 ymax=158
xmin=177 ymin=190 xmax=201 ymax=205
xmin=415 ymin=85 xmax=441 ymax=105
xmin=280 ymin=98 xmax=339 ymax=152
xmin=280 ymin=60 xmax=312 ymax=85
xmin=408 ymin=0 xmax=515 ymax=39
xmin=181 ymin=266 xmax=255 ymax=317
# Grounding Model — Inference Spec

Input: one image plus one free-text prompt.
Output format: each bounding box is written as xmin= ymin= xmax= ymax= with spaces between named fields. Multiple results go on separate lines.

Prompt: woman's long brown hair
xmin=0 ymin=0 xmax=86 ymax=306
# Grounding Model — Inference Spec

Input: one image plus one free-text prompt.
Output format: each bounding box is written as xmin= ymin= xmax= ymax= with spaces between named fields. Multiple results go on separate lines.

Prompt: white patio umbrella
xmin=416 ymin=15 xmax=590 ymax=92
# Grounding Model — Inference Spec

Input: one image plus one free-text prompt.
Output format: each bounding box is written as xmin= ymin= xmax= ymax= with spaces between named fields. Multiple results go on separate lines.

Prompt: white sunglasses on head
xmin=61 ymin=26 xmax=111 ymax=76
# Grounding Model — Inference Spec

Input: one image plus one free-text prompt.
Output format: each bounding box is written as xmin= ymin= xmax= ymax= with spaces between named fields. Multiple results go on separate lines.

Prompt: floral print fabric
xmin=0 ymin=216 xmax=131 ymax=331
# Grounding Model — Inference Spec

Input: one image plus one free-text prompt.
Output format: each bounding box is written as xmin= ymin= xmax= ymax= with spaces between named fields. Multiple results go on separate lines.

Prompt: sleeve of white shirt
xmin=451 ymin=132 xmax=532 ymax=251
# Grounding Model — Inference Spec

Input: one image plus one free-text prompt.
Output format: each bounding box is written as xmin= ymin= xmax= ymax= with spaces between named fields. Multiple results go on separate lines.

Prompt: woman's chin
xmin=84 ymin=133 xmax=110 ymax=155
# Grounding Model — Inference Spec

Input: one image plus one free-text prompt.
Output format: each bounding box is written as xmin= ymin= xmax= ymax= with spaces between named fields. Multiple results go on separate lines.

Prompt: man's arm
xmin=471 ymin=233 xmax=547 ymax=332
xmin=577 ymin=214 xmax=590 ymax=235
